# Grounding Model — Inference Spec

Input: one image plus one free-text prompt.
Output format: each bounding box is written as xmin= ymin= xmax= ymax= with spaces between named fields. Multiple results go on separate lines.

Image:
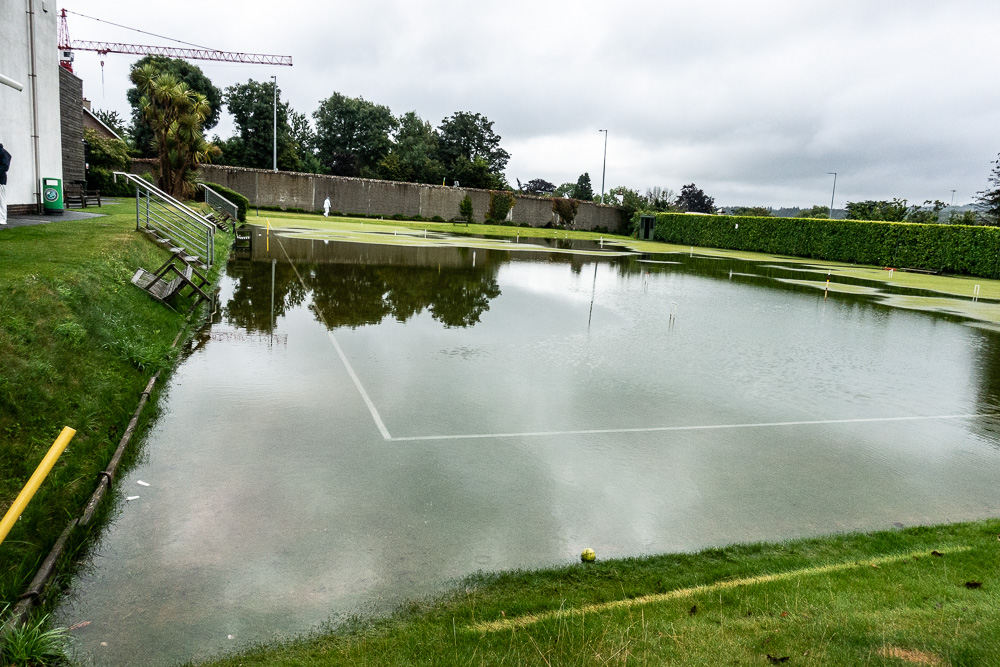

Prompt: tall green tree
xmin=220 ymin=79 xmax=311 ymax=171
xmin=130 ymin=63 xmax=220 ymax=197
xmin=126 ymin=56 xmax=222 ymax=157
xmin=437 ymin=112 xmax=510 ymax=189
xmin=313 ymin=93 xmax=397 ymax=177
xmin=573 ymin=173 xmax=594 ymax=201
xmin=519 ymin=178 xmax=556 ymax=195
xmin=676 ymin=183 xmax=716 ymax=213
xmin=93 ymin=109 xmax=130 ymax=141
xmin=288 ymin=110 xmax=321 ymax=173
xmin=377 ymin=111 xmax=443 ymax=183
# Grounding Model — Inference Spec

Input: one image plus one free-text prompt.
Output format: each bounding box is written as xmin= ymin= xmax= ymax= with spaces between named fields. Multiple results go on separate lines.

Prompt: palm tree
xmin=130 ymin=64 xmax=220 ymax=198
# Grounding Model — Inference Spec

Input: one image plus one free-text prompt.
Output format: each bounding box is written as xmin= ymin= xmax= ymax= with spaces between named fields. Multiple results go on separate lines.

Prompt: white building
xmin=0 ymin=0 xmax=63 ymax=215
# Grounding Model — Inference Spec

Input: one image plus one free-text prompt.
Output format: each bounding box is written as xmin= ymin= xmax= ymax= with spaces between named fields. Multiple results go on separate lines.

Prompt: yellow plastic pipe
xmin=0 ymin=426 xmax=76 ymax=547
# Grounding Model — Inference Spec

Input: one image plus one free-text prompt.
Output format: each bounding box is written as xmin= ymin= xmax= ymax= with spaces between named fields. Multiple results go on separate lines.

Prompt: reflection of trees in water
xmin=972 ymin=334 xmax=1000 ymax=447
xmin=223 ymin=259 xmax=308 ymax=333
xmin=224 ymin=259 xmax=501 ymax=331
xmin=307 ymin=264 xmax=500 ymax=328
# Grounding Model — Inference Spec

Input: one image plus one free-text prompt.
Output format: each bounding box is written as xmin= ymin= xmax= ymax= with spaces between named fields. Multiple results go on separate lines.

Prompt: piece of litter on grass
xmin=100 ymin=642 xmax=108 ymax=647
xmin=126 ymin=496 xmax=140 ymax=501
xmin=227 ymin=634 xmax=234 ymax=640
xmin=137 ymin=480 xmax=150 ymax=487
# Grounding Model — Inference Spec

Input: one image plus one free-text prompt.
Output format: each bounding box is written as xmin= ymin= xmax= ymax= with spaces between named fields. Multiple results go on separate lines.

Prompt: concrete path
xmin=1 ymin=208 xmax=107 ymax=230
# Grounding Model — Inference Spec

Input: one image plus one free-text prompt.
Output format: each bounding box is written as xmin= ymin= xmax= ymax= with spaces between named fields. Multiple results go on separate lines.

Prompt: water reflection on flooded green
xmin=57 ymin=233 xmax=1000 ymax=666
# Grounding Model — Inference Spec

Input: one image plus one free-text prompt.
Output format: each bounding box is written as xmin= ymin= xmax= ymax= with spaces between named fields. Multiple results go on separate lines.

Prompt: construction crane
xmin=57 ymin=9 xmax=293 ymax=72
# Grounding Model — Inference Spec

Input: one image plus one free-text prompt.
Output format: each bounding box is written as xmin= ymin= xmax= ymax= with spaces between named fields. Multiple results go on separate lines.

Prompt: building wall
xmin=0 ymin=0 xmax=63 ymax=213
xmin=181 ymin=164 xmax=624 ymax=232
xmin=59 ymin=66 xmax=84 ymax=187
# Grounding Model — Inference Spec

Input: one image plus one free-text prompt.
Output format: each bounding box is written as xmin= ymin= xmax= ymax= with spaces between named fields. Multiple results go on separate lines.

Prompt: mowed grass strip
xmin=194 ymin=521 xmax=1000 ymax=666
xmin=0 ymin=203 xmax=224 ymax=606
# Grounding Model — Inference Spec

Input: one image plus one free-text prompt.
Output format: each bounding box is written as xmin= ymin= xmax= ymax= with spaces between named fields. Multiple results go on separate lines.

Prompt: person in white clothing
xmin=323 ymin=196 xmax=331 ymax=217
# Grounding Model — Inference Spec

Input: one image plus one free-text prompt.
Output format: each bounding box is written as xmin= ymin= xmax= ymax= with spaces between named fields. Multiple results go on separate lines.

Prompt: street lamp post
xmin=828 ymin=172 xmax=837 ymax=218
xmin=599 ymin=129 xmax=608 ymax=204
xmin=271 ymin=75 xmax=277 ymax=172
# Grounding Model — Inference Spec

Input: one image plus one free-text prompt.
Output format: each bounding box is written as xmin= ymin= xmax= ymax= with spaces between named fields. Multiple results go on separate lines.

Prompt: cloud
xmin=69 ymin=0 xmax=1000 ymax=207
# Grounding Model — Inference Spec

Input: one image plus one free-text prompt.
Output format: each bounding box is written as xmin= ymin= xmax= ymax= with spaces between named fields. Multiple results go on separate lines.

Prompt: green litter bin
xmin=43 ymin=177 xmax=63 ymax=215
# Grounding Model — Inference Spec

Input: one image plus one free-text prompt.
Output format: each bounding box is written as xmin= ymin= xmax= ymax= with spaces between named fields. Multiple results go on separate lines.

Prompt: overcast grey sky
xmin=68 ymin=0 xmax=1000 ymax=207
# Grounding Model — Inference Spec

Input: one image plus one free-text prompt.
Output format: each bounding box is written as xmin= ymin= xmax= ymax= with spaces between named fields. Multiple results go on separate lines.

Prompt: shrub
xmin=199 ymin=181 xmax=249 ymax=222
xmin=487 ymin=190 xmax=515 ymax=223
xmin=459 ymin=194 xmax=474 ymax=223
xmin=552 ymin=198 xmax=580 ymax=227
xmin=86 ymin=167 xmax=138 ymax=197
xmin=649 ymin=212 xmax=1000 ymax=278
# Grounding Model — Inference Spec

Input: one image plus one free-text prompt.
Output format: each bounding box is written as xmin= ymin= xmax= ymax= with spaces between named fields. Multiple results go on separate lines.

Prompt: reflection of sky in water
xmin=57 ymin=250 xmax=1000 ymax=667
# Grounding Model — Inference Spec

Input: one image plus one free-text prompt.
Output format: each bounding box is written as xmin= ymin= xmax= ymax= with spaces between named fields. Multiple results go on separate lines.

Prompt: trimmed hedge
xmin=200 ymin=181 xmax=249 ymax=222
xmin=86 ymin=168 xmax=139 ymax=197
xmin=647 ymin=212 xmax=1000 ymax=278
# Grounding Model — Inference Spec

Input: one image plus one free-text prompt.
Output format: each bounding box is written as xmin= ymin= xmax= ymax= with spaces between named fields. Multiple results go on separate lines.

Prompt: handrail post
xmin=0 ymin=427 xmax=76 ymax=547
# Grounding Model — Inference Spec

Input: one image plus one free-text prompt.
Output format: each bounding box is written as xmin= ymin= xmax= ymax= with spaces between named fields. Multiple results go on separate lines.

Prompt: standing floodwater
xmin=57 ymin=235 xmax=1000 ymax=666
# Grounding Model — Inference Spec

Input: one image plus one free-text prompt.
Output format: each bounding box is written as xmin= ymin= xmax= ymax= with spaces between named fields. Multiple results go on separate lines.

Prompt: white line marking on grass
xmin=390 ymin=413 xmax=998 ymax=442
xmin=470 ymin=546 xmax=973 ymax=633
xmin=274 ymin=232 xmax=392 ymax=440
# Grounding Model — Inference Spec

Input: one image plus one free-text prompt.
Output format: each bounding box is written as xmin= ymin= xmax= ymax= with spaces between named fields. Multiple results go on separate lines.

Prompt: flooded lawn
xmin=57 ymin=231 xmax=1000 ymax=666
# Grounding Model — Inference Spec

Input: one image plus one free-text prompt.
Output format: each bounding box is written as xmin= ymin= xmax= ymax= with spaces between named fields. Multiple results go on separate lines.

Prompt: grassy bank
xmin=196 ymin=520 xmax=1000 ymax=666
xmin=0 ymin=203 xmax=224 ymax=608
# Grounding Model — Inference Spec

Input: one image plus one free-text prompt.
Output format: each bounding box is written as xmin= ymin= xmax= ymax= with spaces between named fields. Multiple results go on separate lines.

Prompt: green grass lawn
xmin=194 ymin=520 xmax=1000 ymax=666
xmin=0 ymin=203 xmax=225 ymax=609
xmin=4 ymin=207 xmax=1000 ymax=666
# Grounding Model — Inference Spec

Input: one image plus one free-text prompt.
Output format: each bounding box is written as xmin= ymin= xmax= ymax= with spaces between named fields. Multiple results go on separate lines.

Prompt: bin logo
xmin=44 ymin=188 xmax=59 ymax=202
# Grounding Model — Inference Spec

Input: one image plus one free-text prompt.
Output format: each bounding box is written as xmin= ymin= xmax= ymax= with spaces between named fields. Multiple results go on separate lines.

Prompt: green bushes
xmin=199 ymin=181 xmax=249 ymax=221
xmin=649 ymin=212 xmax=1000 ymax=278
xmin=86 ymin=167 xmax=139 ymax=197
xmin=459 ymin=194 xmax=474 ymax=223
xmin=486 ymin=190 xmax=515 ymax=223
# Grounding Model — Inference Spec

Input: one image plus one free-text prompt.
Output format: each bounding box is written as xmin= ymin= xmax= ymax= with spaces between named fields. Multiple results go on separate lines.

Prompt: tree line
xmin=91 ymin=56 xmax=1000 ymax=225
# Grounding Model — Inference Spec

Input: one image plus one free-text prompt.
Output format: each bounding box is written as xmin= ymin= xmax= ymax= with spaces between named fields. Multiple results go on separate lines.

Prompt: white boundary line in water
xmin=268 ymin=224 xmax=997 ymax=445
xmin=273 ymin=225 xmax=392 ymax=440
xmin=326 ymin=330 xmax=392 ymax=440
xmin=389 ymin=413 xmax=998 ymax=443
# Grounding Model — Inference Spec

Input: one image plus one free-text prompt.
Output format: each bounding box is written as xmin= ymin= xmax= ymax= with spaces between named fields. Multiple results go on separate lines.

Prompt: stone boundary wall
xmin=129 ymin=162 xmax=624 ymax=232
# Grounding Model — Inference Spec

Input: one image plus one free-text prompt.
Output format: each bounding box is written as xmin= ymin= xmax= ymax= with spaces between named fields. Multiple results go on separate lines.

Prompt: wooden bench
xmin=131 ymin=253 xmax=211 ymax=305
xmin=64 ymin=182 xmax=102 ymax=209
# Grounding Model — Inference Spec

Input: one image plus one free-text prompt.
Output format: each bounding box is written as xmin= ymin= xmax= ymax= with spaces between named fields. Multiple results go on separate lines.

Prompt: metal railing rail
xmin=199 ymin=182 xmax=239 ymax=222
xmin=114 ymin=172 xmax=215 ymax=266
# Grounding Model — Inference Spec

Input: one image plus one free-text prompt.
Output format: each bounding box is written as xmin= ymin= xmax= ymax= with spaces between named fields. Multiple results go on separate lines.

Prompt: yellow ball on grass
xmin=581 ymin=548 xmax=596 ymax=562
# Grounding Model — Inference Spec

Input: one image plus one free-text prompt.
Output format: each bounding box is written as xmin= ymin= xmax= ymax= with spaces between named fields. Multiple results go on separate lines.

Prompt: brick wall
xmin=59 ymin=67 xmax=84 ymax=187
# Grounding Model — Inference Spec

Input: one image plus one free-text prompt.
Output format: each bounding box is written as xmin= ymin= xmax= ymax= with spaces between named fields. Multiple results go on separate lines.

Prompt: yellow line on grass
xmin=471 ymin=546 xmax=972 ymax=633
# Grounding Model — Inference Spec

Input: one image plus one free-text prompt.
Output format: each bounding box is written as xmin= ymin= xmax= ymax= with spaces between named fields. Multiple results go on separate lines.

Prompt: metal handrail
xmin=199 ymin=182 xmax=239 ymax=222
xmin=114 ymin=172 xmax=215 ymax=266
